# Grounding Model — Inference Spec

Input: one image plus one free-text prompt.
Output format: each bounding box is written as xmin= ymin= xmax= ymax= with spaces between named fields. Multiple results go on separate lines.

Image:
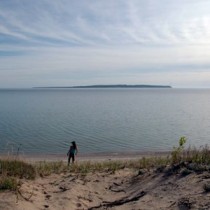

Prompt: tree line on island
xmin=34 ymin=84 xmax=172 ymax=88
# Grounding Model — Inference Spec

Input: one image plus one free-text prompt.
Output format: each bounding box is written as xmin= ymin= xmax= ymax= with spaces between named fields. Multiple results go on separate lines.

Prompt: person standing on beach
xmin=67 ymin=141 xmax=78 ymax=165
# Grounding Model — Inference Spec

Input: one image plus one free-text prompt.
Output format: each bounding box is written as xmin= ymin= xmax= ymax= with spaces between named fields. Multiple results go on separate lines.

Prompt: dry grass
xmin=0 ymin=158 xmax=35 ymax=190
xmin=0 ymin=159 xmax=36 ymax=179
xmin=1 ymin=142 xmax=210 ymax=191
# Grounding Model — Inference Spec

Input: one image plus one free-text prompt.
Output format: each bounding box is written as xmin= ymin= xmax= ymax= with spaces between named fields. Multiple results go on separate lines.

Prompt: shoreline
xmin=0 ymin=150 xmax=171 ymax=163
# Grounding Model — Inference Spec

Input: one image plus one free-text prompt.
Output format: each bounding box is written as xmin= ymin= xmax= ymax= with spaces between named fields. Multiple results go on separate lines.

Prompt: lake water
xmin=0 ymin=88 xmax=210 ymax=156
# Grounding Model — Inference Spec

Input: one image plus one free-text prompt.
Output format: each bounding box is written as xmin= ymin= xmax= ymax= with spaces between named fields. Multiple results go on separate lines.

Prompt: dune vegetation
xmin=1 ymin=137 xmax=210 ymax=192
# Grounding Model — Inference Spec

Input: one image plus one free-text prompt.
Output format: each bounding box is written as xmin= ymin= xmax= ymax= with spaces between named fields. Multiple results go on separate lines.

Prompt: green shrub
xmin=0 ymin=176 xmax=18 ymax=191
xmin=171 ymin=136 xmax=186 ymax=164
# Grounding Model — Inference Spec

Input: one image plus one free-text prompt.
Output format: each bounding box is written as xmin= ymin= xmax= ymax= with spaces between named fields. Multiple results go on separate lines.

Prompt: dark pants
xmin=68 ymin=153 xmax=75 ymax=165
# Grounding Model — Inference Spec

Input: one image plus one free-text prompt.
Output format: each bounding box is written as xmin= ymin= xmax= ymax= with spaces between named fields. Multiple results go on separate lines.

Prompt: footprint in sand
xmin=76 ymin=203 xmax=82 ymax=207
xmin=45 ymin=194 xmax=51 ymax=199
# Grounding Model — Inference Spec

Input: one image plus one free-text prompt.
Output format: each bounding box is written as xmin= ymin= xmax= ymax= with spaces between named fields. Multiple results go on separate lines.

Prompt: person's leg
xmin=72 ymin=154 xmax=75 ymax=163
xmin=68 ymin=155 xmax=71 ymax=166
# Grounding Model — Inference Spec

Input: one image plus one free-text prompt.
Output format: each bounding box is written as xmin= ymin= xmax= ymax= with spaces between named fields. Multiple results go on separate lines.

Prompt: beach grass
xmin=0 ymin=176 xmax=19 ymax=191
xmin=33 ymin=155 xmax=172 ymax=176
xmin=0 ymin=159 xmax=36 ymax=179
xmin=0 ymin=159 xmax=34 ymax=191
xmin=35 ymin=161 xmax=66 ymax=176
xmin=1 ymin=138 xmax=210 ymax=191
xmin=33 ymin=144 xmax=210 ymax=175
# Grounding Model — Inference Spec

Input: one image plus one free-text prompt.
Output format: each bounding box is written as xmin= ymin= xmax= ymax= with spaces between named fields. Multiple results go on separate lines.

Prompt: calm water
xmin=0 ymin=88 xmax=210 ymax=155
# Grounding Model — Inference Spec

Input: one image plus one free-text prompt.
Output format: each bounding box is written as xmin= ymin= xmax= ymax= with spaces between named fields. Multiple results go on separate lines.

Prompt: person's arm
xmin=75 ymin=146 xmax=78 ymax=155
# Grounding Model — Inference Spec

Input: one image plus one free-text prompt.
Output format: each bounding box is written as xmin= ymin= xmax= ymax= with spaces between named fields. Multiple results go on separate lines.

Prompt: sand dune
xmin=1 ymin=165 xmax=210 ymax=210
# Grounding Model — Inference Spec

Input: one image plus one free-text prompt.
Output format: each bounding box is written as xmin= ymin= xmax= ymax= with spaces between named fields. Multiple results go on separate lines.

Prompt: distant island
xmin=34 ymin=84 xmax=172 ymax=88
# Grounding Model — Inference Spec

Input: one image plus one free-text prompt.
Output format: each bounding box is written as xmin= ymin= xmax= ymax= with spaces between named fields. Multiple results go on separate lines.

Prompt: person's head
xmin=71 ymin=141 xmax=76 ymax=148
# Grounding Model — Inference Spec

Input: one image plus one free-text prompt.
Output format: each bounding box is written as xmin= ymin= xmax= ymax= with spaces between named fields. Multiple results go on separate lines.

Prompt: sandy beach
xmin=1 ymin=153 xmax=210 ymax=210
xmin=0 ymin=150 xmax=171 ymax=163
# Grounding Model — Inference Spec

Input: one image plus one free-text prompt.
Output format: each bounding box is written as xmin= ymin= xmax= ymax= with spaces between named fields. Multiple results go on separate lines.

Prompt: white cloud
xmin=1 ymin=0 xmax=210 ymax=87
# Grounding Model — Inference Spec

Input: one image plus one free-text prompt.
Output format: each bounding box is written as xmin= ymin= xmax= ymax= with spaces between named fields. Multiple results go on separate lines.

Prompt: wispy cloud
xmin=1 ymin=0 xmax=210 ymax=46
xmin=1 ymin=0 xmax=210 ymax=87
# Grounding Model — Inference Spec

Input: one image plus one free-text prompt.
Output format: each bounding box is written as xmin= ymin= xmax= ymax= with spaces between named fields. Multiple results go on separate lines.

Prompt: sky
xmin=1 ymin=0 xmax=210 ymax=88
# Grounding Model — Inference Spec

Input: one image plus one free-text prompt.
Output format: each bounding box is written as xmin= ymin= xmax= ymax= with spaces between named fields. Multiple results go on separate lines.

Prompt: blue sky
xmin=1 ymin=0 xmax=210 ymax=88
